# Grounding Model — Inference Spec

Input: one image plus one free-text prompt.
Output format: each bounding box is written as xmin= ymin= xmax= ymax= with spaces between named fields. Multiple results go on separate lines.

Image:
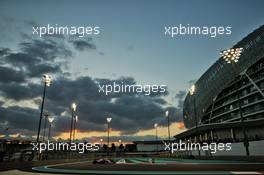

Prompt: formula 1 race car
xmin=92 ymin=158 xmax=115 ymax=164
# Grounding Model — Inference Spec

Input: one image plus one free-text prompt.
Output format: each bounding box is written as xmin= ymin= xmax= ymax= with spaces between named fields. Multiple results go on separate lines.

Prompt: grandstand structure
xmin=176 ymin=25 xmax=264 ymax=156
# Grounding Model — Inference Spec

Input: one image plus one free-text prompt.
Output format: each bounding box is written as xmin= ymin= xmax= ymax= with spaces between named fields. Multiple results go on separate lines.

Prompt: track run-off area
xmin=31 ymin=158 xmax=264 ymax=174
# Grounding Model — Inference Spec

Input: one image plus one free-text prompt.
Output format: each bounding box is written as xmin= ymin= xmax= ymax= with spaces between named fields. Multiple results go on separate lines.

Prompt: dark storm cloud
xmin=0 ymin=21 xmax=179 ymax=139
xmin=1 ymin=38 xmax=67 ymax=82
xmin=0 ymin=105 xmax=39 ymax=134
xmin=5 ymin=53 xmax=41 ymax=69
xmin=41 ymin=76 xmax=170 ymax=135
xmin=175 ymin=90 xmax=187 ymax=109
xmin=27 ymin=63 xmax=62 ymax=77
xmin=0 ymin=25 xmax=74 ymax=137
xmin=71 ymin=39 xmax=96 ymax=51
xmin=175 ymin=90 xmax=186 ymax=100
xmin=19 ymin=39 xmax=72 ymax=61
xmin=0 ymin=66 xmax=171 ymax=136
xmin=87 ymin=95 xmax=165 ymax=133
xmin=2 ymin=36 xmax=71 ymax=78
xmin=0 ymin=83 xmax=41 ymax=101
xmin=46 ymin=76 xmax=108 ymax=102
xmin=0 ymin=48 xmax=11 ymax=57
xmin=0 ymin=66 xmax=26 ymax=83
xmin=151 ymin=98 xmax=167 ymax=105
xmin=0 ymin=69 xmax=180 ymax=137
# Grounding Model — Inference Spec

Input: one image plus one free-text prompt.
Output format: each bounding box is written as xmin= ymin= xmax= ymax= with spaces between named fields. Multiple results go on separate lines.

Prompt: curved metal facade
xmin=183 ymin=25 xmax=264 ymax=128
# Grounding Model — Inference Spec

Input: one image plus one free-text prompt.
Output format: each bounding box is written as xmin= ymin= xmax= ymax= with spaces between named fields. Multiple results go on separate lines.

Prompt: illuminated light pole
xmin=165 ymin=110 xmax=171 ymax=141
xmin=99 ymin=139 xmax=103 ymax=151
xmin=42 ymin=113 xmax=49 ymax=141
xmin=36 ymin=74 xmax=51 ymax=143
xmin=154 ymin=123 xmax=158 ymax=152
xmin=189 ymin=84 xmax=198 ymax=128
xmin=46 ymin=116 xmax=54 ymax=159
xmin=165 ymin=111 xmax=172 ymax=157
xmin=70 ymin=103 xmax=77 ymax=143
xmin=189 ymin=84 xmax=200 ymax=156
xmin=73 ymin=115 xmax=78 ymax=142
xmin=48 ymin=116 xmax=54 ymax=140
xmin=106 ymin=117 xmax=112 ymax=155
xmin=220 ymin=47 xmax=250 ymax=156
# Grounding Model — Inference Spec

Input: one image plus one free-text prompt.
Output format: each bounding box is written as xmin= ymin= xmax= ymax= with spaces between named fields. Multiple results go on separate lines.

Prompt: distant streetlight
xmin=165 ymin=110 xmax=171 ymax=141
xmin=48 ymin=116 xmax=54 ymax=140
xmin=36 ymin=74 xmax=51 ymax=143
xmin=189 ymin=84 xmax=198 ymax=128
xmin=70 ymin=103 xmax=77 ymax=143
xmin=73 ymin=115 xmax=78 ymax=142
xmin=106 ymin=117 xmax=112 ymax=149
xmin=154 ymin=123 xmax=158 ymax=152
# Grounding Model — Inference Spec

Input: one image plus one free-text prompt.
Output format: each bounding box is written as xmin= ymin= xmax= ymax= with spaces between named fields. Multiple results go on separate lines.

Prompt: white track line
xmin=231 ymin=172 xmax=263 ymax=174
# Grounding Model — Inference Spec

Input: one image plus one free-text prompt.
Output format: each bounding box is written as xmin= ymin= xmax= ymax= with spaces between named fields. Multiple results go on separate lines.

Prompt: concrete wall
xmin=176 ymin=140 xmax=264 ymax=156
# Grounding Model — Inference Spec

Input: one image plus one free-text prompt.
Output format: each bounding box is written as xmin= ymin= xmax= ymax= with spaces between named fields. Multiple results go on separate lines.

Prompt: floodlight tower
xmin=36 ymin=74 xmax=51 ymax=143
xmin=73 ymin=115 xmax=78 ymax=142
xmin=106 ymin=117 xmax=112 ymax=148
xmin=220 ymin=48 xmax=264 ymax=98
xmin=189 ymin=84 xmax=198 ymax=128
xmin=220 ymin=47 xmax=250 ymax=156
xmin=70 ymin=103 xmax=77 ymax=143
xmin=48 ymin=116 xmax=54 ymax=140
xmin=106 ymin=117 xmax=112 ymax=156
xmin=165 ymin=111 xmax=171 ymax=141
xmin=154 ymin=123 xmax=158 ymax=152
xmin=42 ymin=113 xmax=49 ymax=141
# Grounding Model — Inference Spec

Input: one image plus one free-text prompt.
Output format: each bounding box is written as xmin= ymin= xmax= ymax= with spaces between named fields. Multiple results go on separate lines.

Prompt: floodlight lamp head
xmin=165 ymin=110 xmax=169 ymax=117
xmin=106 ymin=117 xmax=112 ymax=123
xmin=220 ymin=48 xmax=243 ymax=63
xmin=71 ymin=103 xmax=77 ymax=111
xmin=48 ymin=116 xmax=54 ymax=123
xmin=43 ymin=74 xmax=52 ymax=86
xmin=189 ymin=84 xmax=196 ymax=95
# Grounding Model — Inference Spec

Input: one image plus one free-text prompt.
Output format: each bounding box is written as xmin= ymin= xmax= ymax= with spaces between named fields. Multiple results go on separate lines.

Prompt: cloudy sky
xmin=0 ymin=0 xmax=263 ymax=142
